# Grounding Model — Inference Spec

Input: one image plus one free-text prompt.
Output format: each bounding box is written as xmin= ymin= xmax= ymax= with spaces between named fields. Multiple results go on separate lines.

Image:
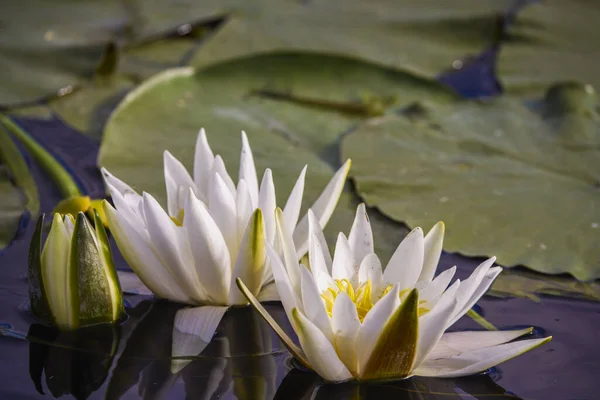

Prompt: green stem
xmin=467 ymin=309 xmax=497 ymax=331
xmin=1 ymin=115 xmax=81 ymax=198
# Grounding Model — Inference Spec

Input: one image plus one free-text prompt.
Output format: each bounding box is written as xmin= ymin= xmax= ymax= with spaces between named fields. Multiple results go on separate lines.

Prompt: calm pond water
xmin=1 ymin=23 xmax=600 ymax=398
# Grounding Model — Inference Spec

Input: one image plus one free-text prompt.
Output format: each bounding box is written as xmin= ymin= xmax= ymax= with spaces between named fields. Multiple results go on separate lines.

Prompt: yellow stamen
xmin=321 ymin=279 xmax=430 ymax=322
xmin=170 ymin=209 xmax=185 ymax=226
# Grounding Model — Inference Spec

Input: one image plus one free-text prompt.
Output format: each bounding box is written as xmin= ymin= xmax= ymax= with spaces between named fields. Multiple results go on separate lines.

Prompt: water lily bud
xmin=53 ymin=195 xmax=109 ymax=227
xmin=28 ymin=210 xmax=123 ymax=331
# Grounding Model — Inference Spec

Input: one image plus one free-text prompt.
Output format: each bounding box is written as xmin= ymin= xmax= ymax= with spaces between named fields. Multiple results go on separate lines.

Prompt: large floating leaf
xmin=189 ymin=0 xmax=514 ymax=78
xmin=497 ymin=0 xmax=600 ymax=97
xmin=341 ymin=83 xmax=600 ymax=280
xmin=0 ymin=123 xmax=39 ymax=250
xmin=99 ymin=54 xmax=458 ymax=258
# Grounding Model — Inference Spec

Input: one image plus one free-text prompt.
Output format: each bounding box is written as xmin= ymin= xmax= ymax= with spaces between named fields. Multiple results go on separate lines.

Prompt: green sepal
xmin=72 ymin=212 xmax=120 ymax=326
xmin=360 ymin=288 xmax=419 ymax=381
xmin=28 ymin=214 xmax=51 ymax=323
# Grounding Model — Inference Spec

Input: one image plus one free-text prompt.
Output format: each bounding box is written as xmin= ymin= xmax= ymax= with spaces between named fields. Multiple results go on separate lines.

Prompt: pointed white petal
xmin=348 ymin=204 xmax=373 ymax=264
xmin=309 ymin=233 xmax=335 ymax=293
xmin=258 ymin=169 xmax=277 ymax=245
xmin=419 ymin=222 xmax=445 ymax=283
xmin=282 ymin=165 xmax=306 ymax=236
xmin=413 ymin=337 xmax=551 ymax=378
xmin=293 ymin=159 xmax=351 ymax=257
xmin=275 ymin=208 xmax=301 ymax=295
xmin=209 ymin=173 xmax=239 ymax=261
xmin=292 ymin=309 xmax=353 ymax=383
xmin=257 ymin=281 xmax=279 ymax=302
xmin=300 ymin=265 xmax=333 ymax=340
xmin=109 ymin=186 xmax=143 ymax=229
xmin=238 ymin=131 xmax=259 ymax=208
xmin=171 ymin=306 xmax=228 ymax=373
xmin=383 ymin=227 xmax=424 ymax=290
xmin=184 ymin=189 xmax=231 ymax=305
xmin=164 ymin=150 xmax=195 ymax=217
xmin=210 ymin=155 xmax=236 ymax=198
xmin=104 ymin=202 xmax=192 ymax=303
xmin=235 ymin=179 xmax=254 ymax=242
xmin=307 ymin=209 xmax=332 ymax=270
xmin=411 ymin=282 xmax=460 ymax=370
xmin=358 ymin=253 xmax=383 ymax=290
xmin=448 ymin=258 xmax=501 ymax=327
xmin=101 ymin=167 xmax=139 ymax=198
xmin=418 ymin=266 xmax=456 ymax=308
xmin=143 ymin=192 xmax=204 ymax=302
xmin=266 ymin=244 xmax=302 ymax=319
xmin=331 ymin=292 xmax=360 ymax=375
xmin=116 ymin=270 xmax=152 ymax=295
xmin=228 ymin=209 xmax=266 ymax=305
xmin=356 ymin=284 xmax=401 ymax=374
xmin=331 ymin=233 xmax=355 ymax=283
xmin=426 ymin=328 xmax=534 ymax=360
xmin=193 ymin=128 xmax=215 ymax=199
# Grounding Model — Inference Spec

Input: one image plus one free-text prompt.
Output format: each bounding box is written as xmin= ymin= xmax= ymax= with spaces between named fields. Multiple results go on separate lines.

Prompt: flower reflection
xmin=106 ymin=300 xmax=290 ymax=399
xmin=27 ymin=323 xmax=120 ymax=400
xmin=273 ymin=368 xmax=525 ymax=400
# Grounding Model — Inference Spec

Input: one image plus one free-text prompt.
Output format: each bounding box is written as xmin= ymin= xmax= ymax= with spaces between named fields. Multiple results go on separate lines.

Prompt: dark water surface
xmin=2 ymin=12 xmax=600 ymax=397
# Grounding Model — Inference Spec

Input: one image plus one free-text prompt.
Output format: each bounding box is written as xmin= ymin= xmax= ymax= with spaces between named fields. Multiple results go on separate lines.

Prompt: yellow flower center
xmin=321 ymin=279 xmax=429 ymax=322
xmin=170 ymin=209 xmax=185 ymax=226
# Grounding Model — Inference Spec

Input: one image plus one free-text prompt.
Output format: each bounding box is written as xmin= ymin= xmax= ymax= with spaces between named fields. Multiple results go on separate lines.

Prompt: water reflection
xmin=107 ymin=301 xmax=288 ymax=399
xmin=274 ymin=369 xmax=523 ymax=400
xmin=27 ymin=323 xmax=119 ymax=400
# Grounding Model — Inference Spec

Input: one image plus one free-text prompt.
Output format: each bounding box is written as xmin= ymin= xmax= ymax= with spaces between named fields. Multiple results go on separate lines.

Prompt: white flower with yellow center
xmin=237 ymin=204 xmax=551 ymax=382
xmin=100 ymin=129 xmax=350 ymax=344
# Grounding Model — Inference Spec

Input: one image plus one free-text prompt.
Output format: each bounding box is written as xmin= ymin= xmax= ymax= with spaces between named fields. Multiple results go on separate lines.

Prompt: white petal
xmin=411 ymin=282 xmax=460 ymax=370
xmin=419 ymin=222 xmax=445 ymax=283
xmin=109 ymin=186 xmax=144 ymax=229
xmin=266 ymin=244 xmax=302 ymax=320
xmin=358 ymin=253 xmax=383 ymax=289
xmin=331 ymin=292 xmax=360 ymax=375
xmin=309 ymin=233 xmax=335 ymax=293
xmin=283 ymin=165 xmax=307 ymax=235
xmin=383 ymin=227 xmax=424 ymax=291
xmin=292 ymin=309 xmax=353 ymax=382
xmin=171 ymin=306 xmax=228 ymax=373
xmin=193 ymin=128 xmax=215 ymax=199
xmin=184 ymin=189 xmax=231 ymax=305
xmin=104 ymin=202 xmax=192 ymax=303
xmin=210 ymin=155 xmax=236 ymax=198
xmin=228 ymin=209 xmax=266 ymax=305
xmin=293 ymin=159 xmax=351 ymax=258
xmin=448 ymin=258 xmax=501 ymax=327
xmin=236 ymin=179 xmax=254 ymax=241
xmin=356 ymin=284 xmax=401 ymax=374
xmin=307 ymin=209 xmax=332 ymax=270
xmin=257 ymin=282 xmax=279 ymax=302
xmin=238 ymin=131 xmax=259 ymax=208
xmin=418 ymin=266 xmax=456 ymax=307
xmin=164 ymin=150 xmax=195 ymax=217
xmin=331 ymin=233 xmax=355 ymax=283
xmin=300 ymin=265 xmax=333 ymax=340
xmin=143 ymin=192 xmax=204 ymax=302
xmin=209 ymin=173 xmax=239 ymax=261
xmin=116 ymin=270 xmax=152 ymax=295
xmin=413 ymin=337 xmax=551 ymax=378
xmin=258 ymin=169 xmax=277 ymax=245
xmin=101 ymin=167 xmax=139 ymax=198
xmin=347 ymin=204 xmax=373 ymax=264
xmin=275 ymin=208 xmax=301 ymax=296
xmin=426 ymin=328 xmax=534 ymax=360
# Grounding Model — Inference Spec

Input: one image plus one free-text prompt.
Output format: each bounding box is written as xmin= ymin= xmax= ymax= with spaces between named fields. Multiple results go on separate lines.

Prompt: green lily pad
xmin=189 ymin=0 xmax=513 ymax=78
xmin=0 ymin=122 xmax=39 ymax=250
xmin=497 ymin=0 xmax=600 ymax=97
xmin=490 ymin=269 xmax=600 ymax=303
xmin=341 ymin=83 xmax=600 ymax=281
xmin=99 ymin=54 xmax=459 ymax=258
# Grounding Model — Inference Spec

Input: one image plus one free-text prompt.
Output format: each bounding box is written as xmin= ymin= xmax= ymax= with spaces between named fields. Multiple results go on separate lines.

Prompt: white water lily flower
xmin=237 ymin=204 xmax=552 ymax=382
xmin=101 ymin=129 xmax=350 ymax=342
